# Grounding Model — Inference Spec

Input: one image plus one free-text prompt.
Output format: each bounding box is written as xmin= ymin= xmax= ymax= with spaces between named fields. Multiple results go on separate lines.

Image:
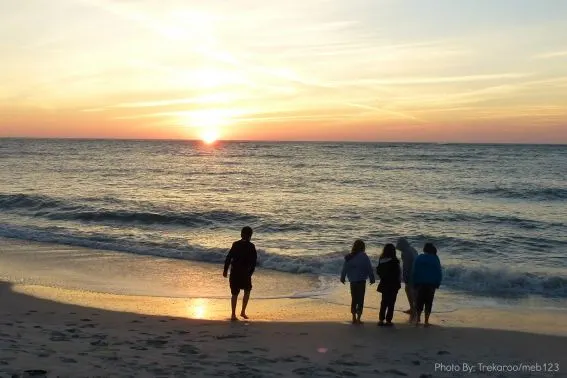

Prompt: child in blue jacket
xmin=340 ymin=239 xmax=375 ymax=324
xmin=411 ymin=243 xmax=442 ymax=327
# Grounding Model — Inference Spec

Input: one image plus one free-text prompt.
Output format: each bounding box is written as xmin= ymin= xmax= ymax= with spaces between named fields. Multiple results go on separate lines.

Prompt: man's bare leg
xmin=231 ymin=294 xmax=238 ymax=321
xmin=240 ymin=290 xmax=250 ymax=319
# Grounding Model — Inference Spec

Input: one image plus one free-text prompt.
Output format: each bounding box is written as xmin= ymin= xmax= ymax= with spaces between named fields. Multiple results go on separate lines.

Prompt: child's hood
xmin=396 ymin=238 xmax=418 ymax=260
xmin=345 ymin=251 xmax=367 ymax=263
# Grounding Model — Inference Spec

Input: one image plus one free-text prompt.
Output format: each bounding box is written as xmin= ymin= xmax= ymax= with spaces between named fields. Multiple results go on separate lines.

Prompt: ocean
xmin=0 ymin=139 xmax=566 ymax=309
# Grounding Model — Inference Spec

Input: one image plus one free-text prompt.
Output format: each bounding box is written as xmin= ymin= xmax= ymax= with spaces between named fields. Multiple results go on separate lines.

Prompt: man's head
xmin=241 ymin=226 xmax=253 ymax=241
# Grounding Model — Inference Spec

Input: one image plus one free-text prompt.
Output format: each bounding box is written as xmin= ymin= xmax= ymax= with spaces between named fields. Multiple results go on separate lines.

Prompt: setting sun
xmin=201 ymin=128 xmax=220 ymax=144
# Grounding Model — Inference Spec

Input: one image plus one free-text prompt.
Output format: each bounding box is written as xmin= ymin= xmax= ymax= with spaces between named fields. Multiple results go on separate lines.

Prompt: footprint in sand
xmin=384 ymin=369 xmax=408 ymax=376
xmin=22 ymin=369 xmax=48 ymax=377
xmin=90 ymin=339 xmax=109 ymax=347
xmin=339 ymin=370 xmax=357 ymax=377
xmin=280 ymin=355 xmax=310 ymax=363
xmin=215 ymin=334 xmax=247 ymax=340
xmin=178 ymin=345 xmax=200 ymax=355
xmin=146 ymin=339 xmax=168 ymax=348
xmin=437 ymin=350 xmax=450 ymax=355
xmin=292 ymin=367 xmax=320 ymax=376
xmin=60 ymin=357 xmax=77 ymax=364
xmin=49 ymin=331 xmax=68 ymax=342
xmin=228 ymin=350 xmax=253 ymax=355
xmin=333 ymin=359 xmax=371 ymax=367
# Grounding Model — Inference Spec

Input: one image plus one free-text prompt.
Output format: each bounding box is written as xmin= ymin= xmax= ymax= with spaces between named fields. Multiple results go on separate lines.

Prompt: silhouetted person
xmin=223 ymin=226 xmax=257 ymax=321
xmin=376 ymin=243 xmax=402 ymax=326
xmin=396 ymin=237 xmax=418 ymax=320
xmin=340 ymin=239 xmax=375 ymax=324
xmin=412 ymin=243 xmax=442 ymax=327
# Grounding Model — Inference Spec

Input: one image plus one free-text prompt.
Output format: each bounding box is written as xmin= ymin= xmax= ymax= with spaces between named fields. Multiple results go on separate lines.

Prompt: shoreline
xmin=1 ymin=236 xmax=565 ymax=313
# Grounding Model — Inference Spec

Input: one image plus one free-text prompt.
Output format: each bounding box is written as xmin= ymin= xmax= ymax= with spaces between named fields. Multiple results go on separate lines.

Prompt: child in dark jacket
xmin=376 ymin=243 xmax=402 ymax=326
xmin=412 ymin=243 xmax=442 ymax=327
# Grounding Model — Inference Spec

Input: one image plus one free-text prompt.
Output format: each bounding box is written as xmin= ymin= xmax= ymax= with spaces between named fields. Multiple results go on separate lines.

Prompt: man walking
xmin=223 ymin=226 xmax=257 ymax=321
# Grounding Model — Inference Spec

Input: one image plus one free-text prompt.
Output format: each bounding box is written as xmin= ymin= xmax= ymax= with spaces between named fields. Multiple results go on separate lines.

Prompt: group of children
xmin=340 ymin=237 xmax=443 ymax=327
xmin=223 ymin=227 xmax=442 ymax=325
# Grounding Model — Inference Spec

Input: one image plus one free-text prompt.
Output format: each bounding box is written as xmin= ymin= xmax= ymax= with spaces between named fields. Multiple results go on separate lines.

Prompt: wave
xmin=1 ymin=224 xmax=565 ymax=299
xmin=0 ymin=193 xmax=67 ymax=211
xmin=470 ymin=187 xmax=567 ymax=201
xmin=443 ymin=265 xmax=567 ymax=298
xmin=46 ymin=209 xmax=257 ymax=226
xmin=0 ymin=193 xmax=258 ymax=227
xmin=420 ymin=211 xmax=560 ymax=230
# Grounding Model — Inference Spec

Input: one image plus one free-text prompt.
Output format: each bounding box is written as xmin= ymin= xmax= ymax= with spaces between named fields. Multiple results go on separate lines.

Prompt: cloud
xmin=330 ymin=73 xmax=531 ymax=87
xmin=534 ymin=50 xmax=567 ymax=59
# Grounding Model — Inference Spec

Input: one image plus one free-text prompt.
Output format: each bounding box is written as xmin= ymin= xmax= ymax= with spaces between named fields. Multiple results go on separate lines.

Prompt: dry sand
xmin=1 ymin=281 xmax=566 ymax=378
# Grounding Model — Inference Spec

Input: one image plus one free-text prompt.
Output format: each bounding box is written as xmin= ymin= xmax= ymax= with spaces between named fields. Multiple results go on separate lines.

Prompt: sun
xmin=201 ymin=128 xmax=219 ymax=144
xmin=175 ymin=108 xmax=239 ymax=143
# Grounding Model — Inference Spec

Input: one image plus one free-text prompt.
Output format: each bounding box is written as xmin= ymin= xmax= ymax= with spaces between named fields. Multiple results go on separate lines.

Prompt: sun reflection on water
xmin=187 ymin=298 xmax=209 ymax=319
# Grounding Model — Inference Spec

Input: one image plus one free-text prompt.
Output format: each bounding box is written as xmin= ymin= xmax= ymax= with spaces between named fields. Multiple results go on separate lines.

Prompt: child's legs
xmin=357 ymin=283 xmax=366 ymax=315
xmin=405 ymin=284 xmax=415 ymax=311
xmin=424 ymin=286 xmax=436 ymax=319
xmin=350 ymin=281 xmax=365 ymax=315
xmin=415 ymin=286 xmax=425 ymax=317
xmin=349 ymin=283 xmax=357 ymax=314
xmin=355 ymin=281 xmax=366 ymax=315
xmin=379 ymin=293 xmax=388 ymax=321
xmin=385 ymin=290 xmax=398 ymax=322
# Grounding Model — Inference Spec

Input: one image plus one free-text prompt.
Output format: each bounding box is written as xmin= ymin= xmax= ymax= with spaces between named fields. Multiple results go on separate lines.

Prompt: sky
xmin=1 ymin=0 xmax=566 ymax=143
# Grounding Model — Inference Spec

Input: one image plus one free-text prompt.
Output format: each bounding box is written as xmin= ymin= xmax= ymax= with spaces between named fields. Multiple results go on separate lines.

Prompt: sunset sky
xmin=1 ymin=0 xmax=566 ymax=142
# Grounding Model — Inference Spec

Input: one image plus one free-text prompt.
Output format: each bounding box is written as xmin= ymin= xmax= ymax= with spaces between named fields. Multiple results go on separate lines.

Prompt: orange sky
xmin=1 ymin=0 xmax=567 ymax=143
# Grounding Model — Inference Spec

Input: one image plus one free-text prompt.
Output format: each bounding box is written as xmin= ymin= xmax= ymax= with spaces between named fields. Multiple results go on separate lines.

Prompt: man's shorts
xmin=229 ymin=274 xmax=252 ymax=295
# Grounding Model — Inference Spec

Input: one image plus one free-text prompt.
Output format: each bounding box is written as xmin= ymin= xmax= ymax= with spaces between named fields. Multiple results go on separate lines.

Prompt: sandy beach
xmin=0 ymin=278 xmax=565 ymax=378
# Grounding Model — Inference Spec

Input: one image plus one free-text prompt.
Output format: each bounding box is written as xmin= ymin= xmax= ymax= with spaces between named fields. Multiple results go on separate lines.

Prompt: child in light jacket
xmin=340 ymin=239 xmax=375 ymax=324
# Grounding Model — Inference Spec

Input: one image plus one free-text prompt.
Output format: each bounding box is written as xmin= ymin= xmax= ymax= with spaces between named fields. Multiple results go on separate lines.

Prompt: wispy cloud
xmin=330 ymin=73 xmax=531 ymax=87
xmin=534 ymin=50 xmax=567 ymax=59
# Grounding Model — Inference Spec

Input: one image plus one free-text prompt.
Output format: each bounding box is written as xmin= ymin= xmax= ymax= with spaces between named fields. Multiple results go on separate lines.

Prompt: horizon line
xmin=0 ymin=136 xmax=566 ymax=146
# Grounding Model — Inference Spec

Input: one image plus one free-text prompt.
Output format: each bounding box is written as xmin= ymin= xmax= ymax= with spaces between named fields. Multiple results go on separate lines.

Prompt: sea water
xmin=0 ymin=139 xmax=565 ymax=310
